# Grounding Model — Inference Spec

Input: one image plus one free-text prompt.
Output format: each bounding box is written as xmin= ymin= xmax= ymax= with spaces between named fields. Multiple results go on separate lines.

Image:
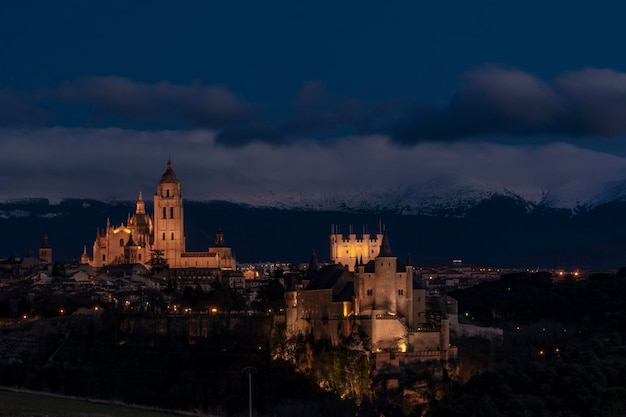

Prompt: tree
xmin=148 ymin=249 xmax=169 ymax=273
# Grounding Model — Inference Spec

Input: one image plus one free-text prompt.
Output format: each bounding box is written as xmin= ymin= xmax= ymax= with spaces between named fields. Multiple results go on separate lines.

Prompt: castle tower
xmin=285 ymin=276 xmax=299 ymax=337
xmin=153 ymin=160 xmax=185 ymax=268
xmin=373 ymin=231 xmax=398 ymax=314
xmin=39 ymin=234 xmax=52 ymax=264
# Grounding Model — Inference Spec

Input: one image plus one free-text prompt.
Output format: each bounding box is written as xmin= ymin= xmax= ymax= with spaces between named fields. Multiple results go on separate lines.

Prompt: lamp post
xmin=242 ymin=366 xmax=257 ymax=417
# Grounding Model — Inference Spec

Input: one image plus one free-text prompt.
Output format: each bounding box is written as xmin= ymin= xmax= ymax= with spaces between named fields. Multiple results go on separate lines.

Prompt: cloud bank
xmin=2 ymin=127 xmax=626 ymax=209
xmin=4 ymin=67 xmax=626 ymax=145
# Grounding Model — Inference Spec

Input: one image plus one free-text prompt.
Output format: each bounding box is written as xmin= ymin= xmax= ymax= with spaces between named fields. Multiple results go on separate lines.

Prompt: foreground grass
xmin=0 ymin=388 xmax=206 ymax=417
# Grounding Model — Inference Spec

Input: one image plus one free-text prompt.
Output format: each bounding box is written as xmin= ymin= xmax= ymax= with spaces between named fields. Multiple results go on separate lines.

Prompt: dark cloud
xmin=215 ymin=81 xmax=407 ymax=146
xmin=57 ymin=77 xmax=253 ymax=128
xmin=214 ymin=126 xmax=287 ymax=147
xmin=556 ymin=68 xmax=626 ymax=136
xmin=390 ymin=66 xmax=626 ymax=144
xmin=0 ymin=89 xmax=48 ymax=126
xmin=5 ymin=68 xmax=626 ymax=145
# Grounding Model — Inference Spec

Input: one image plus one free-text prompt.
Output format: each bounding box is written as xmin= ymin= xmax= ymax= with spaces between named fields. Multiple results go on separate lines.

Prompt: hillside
xmin=2 ymin=196 xmax=626 ymax=268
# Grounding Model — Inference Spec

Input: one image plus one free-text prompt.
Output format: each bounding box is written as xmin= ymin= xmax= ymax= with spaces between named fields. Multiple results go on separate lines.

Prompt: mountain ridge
xmin=2 ymin=194 xmax=626 ymax=269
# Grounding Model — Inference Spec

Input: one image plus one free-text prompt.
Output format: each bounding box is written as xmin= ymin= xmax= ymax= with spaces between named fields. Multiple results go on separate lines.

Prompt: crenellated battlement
xmin=329 ymin=224 xmax=384 ymax=271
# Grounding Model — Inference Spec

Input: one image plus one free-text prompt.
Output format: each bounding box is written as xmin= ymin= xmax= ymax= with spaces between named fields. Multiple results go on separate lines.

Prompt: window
xmin=170 ymin=206 xmax=174 ymax=219
xmin=162 ymin=232 xmax=165 ymax=240
xmin=398 ymin=289 xmax=404 ymax=296
xmin=119 ymin=238 xmax=124 ymax=247
xmin=138 ymin=254 xmax=142 ymax=261
xmin=171 ymin=232 xmax=174 ymax=240
xmin=162 ymin=207 xmax=166 ymax=219
xmin=366 ymin=289 xmax=373 ymax=296
xmin=166 ymin=189 xmax=170 ymax=197
xmin=102 ymin=254 xmax=106 ymax=261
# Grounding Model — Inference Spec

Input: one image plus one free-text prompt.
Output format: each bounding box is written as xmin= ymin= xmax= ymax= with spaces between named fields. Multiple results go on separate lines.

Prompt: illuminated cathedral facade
xmin=83 ymin=160 xmax=236 ymax=270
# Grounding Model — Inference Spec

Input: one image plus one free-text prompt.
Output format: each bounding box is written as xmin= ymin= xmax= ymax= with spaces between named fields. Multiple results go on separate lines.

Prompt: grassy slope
xmin=0 ymin=388 xmax=210 ymax=417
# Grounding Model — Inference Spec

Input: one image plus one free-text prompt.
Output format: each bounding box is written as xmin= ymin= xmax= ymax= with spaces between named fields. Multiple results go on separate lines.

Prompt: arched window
xmin=162 ymin=207 xmax=166 ymax=219
xmin=119 ymin=238 xmax=124 ymax=247
xmin=170 ymin=206 xmax=174 ymax=219
xmin=162 ymin=232 xmax=165 ymax=240
xmin=171 ymin=232 xmax=174 ymax=240
xmin=138 ymin=253 xmax=142 ymax=261
xmin=166 ymin=189 xmax=170 ymax=197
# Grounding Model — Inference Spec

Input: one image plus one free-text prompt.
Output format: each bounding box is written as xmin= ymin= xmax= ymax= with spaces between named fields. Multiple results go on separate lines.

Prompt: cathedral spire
xmin=135 ymin=191 xmax=146 ymax=214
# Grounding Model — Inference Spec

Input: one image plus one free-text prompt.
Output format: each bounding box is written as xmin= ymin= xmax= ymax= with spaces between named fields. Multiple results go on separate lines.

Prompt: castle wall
xmin=412 ymin=289 xmax=427 ymax=326
xmin=370 ymin=310 xmax=408 ymax=352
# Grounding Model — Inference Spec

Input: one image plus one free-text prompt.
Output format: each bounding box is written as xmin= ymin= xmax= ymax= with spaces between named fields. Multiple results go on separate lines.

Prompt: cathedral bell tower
xmin=153 ymin=159 xmax=185 ymax=268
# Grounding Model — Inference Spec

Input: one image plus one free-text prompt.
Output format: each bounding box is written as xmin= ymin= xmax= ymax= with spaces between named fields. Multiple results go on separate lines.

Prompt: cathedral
xmin=83 ymin=160 xmax=236 ymax=270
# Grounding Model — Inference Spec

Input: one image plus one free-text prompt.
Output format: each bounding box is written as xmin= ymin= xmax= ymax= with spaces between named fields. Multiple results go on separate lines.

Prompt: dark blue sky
xmin=2 ymin=1 xmax=626 ymax=207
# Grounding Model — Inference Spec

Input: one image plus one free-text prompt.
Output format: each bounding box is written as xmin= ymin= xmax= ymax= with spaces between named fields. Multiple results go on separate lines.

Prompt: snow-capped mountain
xmin=195 ymin=175 xmax=626 ymax=216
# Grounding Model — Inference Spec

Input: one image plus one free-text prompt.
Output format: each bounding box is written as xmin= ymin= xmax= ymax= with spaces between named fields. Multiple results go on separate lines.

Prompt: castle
xmin=83 ymin=160 xmax=236 ymax=270
xmin=286 ymin=229 xmax=456 ymax=363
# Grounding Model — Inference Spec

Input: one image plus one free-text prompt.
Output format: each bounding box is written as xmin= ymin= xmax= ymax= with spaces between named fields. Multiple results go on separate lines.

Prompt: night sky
xmin=3 ymin=1 xmax=626 ymax=207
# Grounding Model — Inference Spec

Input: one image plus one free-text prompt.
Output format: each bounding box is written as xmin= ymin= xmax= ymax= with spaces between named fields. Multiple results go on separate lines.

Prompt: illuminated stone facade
xmin=86 ymin=160 xmax=236 ymax=270
xmin=330 ymin=225 xmax=383 ymax=271
xmin=287 ymin=230 xmax=455 ymax=361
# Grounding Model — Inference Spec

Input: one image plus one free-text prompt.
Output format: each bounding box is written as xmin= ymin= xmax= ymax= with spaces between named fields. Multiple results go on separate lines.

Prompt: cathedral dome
xmin=159 ymin=159 xmax=179 ymax=183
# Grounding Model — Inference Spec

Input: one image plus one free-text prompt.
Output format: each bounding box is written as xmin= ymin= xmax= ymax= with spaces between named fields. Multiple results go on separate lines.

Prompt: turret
xmin=80 ymin=245 xmax=90 ymax=264
xmin=39 ymin=234 xmax=52 ymax=264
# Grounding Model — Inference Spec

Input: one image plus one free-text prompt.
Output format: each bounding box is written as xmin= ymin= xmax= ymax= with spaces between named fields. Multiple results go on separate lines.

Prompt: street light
xmin=241 ymin=366 xmax=257 ymax=417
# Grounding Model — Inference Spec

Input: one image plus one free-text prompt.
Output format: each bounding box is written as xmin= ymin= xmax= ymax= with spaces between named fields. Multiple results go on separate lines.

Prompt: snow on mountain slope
xmin=195 ymin=174 xmax=626 ymax=215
